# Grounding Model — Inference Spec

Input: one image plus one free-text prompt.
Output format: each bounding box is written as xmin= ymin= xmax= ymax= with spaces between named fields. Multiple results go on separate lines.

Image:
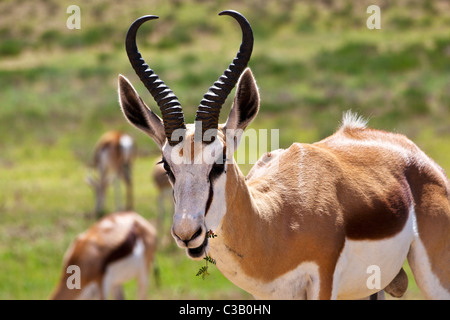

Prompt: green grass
xmin=0 ymin=0 xmax=449 ymax=300
xmin=0 ymin=143 xmax=250 ymax=300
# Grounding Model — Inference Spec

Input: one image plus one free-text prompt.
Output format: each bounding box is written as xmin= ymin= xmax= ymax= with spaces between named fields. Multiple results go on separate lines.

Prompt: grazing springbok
xmin=50 ymin=211 xmax=157 ymax=300
xmin=86 ymin=130 xmax=136 ymax=217
xmin=118 ymin=11 xmax=449 ymax=299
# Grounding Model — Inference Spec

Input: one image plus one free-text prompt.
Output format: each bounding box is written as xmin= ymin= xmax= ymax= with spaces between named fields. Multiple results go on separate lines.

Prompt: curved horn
xmin=126 ymin=15 xmax=185 ymax=146
xmin=195 ymin=10 xmax=254 ymax=142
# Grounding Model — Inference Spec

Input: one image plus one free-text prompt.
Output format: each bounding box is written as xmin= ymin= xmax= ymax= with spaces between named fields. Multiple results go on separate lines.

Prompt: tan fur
xmin=50 ymin=212 xmax=157 ymax=300
xmin=406 ymin=159 xmax=450 ymax=289
xmin=212 ymin=122 xmax=450 ymax=299
xmin=118 ymin=64 xmax=449 ymax=298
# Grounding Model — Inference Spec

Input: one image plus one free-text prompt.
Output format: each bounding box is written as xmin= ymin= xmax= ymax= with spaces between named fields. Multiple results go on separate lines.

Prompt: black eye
xmin=209 ymin=156 xmax=226 ymax=181
xmin=161 ymin=158 xmax=175 ymax=182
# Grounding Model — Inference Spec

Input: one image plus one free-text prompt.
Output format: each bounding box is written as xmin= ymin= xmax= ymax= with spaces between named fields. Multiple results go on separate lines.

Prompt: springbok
xmin=117 ymin=11 xmax=450 ymax=299
xmin=50 ymin=211 xmax=157 ymax=300
xmin=86 ymin=130 xmax=136 ymax=217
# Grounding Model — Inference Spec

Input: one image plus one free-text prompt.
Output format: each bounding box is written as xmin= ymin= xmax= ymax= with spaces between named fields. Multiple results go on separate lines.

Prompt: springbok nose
xmin=171 ymin=213 xmax=205 ymax=248
xmin=173 ymin=227 xmax=203 ymax=246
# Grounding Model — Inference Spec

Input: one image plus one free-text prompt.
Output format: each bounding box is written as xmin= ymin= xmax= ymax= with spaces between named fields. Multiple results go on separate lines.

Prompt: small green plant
xmin=196 ymin=255 xmax=216 ymax=280
xmin=196 ymin=230 xmax=217 ymax=280
xmin=207 ymin=229 xmax=217 ymax=239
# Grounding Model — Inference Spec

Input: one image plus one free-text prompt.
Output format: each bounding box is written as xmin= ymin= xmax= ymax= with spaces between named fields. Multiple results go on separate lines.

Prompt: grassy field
xmin=0 ymin=0 xmax=449 ymax=299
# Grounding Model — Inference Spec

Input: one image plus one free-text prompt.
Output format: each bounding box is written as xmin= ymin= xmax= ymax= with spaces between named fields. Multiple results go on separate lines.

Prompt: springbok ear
xmin=118 ymin=74 xmax=166 ymax=149
xmin=222 ymin=68 xmax=260 ymax=150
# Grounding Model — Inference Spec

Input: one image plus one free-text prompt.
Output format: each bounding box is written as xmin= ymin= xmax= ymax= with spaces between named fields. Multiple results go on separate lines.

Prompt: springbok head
xmin=119 ymin=10 xmax=258 ymax=260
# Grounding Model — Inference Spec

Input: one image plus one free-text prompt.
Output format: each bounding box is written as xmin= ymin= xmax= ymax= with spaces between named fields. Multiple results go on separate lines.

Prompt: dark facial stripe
xmin=161 ymin=157 xmax=175 ymax=183
xmin=204 ymin=180 xmax=214 ymax=216
xmin=205 ymin=157 xmax=226 ymax=216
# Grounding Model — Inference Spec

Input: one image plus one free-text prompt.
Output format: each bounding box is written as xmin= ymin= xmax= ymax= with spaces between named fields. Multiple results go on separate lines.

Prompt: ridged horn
xmin=195 ymin=10 xmax=254 ymax=143
xmin=126 ymin=15 xmax=185 ymax=146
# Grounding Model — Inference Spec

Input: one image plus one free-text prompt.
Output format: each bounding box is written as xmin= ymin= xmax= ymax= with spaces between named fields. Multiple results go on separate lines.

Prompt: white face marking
xmin=162 ymin=124 xmax=228 ymax=259
xmin=204 ymin=171 xmax=227 ymax=233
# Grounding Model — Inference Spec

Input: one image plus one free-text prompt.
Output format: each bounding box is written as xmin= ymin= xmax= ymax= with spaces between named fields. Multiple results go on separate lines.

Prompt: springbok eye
xmin=160 ymin=158 xmax=175 ymax=182
xmin=209 ymin=156 xmax=227 ymax=181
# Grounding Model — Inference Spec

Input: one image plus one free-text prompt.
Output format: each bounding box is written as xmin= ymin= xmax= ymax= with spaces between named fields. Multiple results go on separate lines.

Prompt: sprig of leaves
xmin=204 ymin=255 xmax=216 ymax=265
xmin=196 ymin=255 xmax=217 ymax=280
xmin=207 ymin=230 xmax=217 ymax=239
xmin=196 ymin=230 xmax=217 ymax=280
xmin=196 ymin=265 xmax=210 ymax=279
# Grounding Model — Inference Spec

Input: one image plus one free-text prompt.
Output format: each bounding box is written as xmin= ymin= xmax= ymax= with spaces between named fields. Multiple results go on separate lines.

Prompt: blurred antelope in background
xmin=117 ymin=11 xmax=449 ymax=299
xmin=86 ymin=131 xmax=137 ymax=217
xmin=152 ymin=161 xmax=172 ymax=243
xmin=50 ymin=211 xmax=157 ymax=300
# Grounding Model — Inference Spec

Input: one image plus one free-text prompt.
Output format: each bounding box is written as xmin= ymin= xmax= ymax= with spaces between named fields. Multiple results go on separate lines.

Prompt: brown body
xmin=208 ymin=119 xmax=450 ymax=299
xmin=120 ymin=66 xmax=450 ymax=298
xmin=50 ymin=211 xmax=157 ymax=300
xmin=118 ymin=11 xmax=449 ymax=299
xmin=87 ymin=131 xmax=136 ymax=217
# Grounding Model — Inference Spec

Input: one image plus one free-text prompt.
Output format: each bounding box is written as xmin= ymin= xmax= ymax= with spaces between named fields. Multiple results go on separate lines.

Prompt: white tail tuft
xmin=340 ymin=110 xmax=368 ymax=130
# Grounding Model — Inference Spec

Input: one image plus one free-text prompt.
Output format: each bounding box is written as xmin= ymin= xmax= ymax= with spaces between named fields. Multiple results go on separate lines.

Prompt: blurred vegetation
xmin=0 ymin=0 xmax=449 ymax=299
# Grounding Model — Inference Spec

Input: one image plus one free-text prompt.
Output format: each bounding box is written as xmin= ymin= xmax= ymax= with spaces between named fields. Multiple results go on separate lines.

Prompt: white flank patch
xmin=333 ymin=207 xmax=415 ymax=299
xmin=102 ymin=238 xmax=146 ymax=296
xmin=76 ymin=238 xmax=146 ymax=299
